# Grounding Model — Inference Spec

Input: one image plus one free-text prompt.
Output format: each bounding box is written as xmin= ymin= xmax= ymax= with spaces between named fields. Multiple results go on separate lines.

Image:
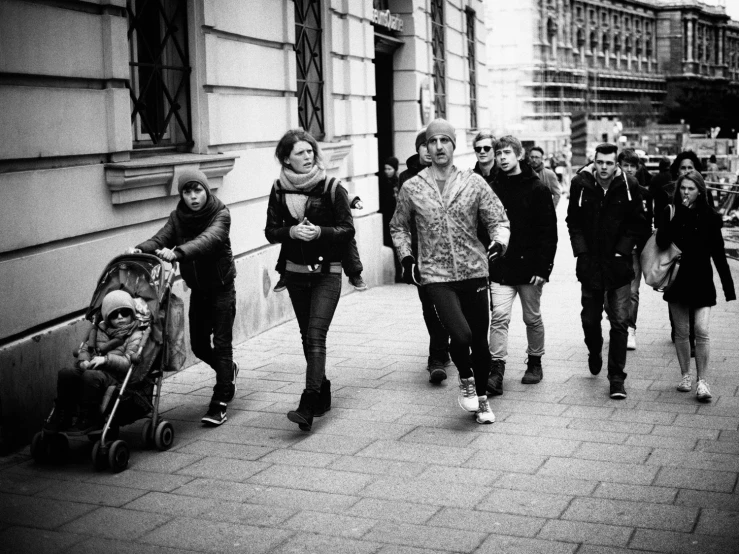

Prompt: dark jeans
xmin=189 ymin=283 xmax=236 ymax=403
xmin=286 ymin=271 xmax=342 ymax=393
xmin=276 ymin=240 xmax=363 ymax=277
xmin=417 ymin=285 xmax=450 ymax=363
xmin=425 ymin=278 xmax=490 ymax=396
xmin=57 ymin=367 xmax=117 ymax=410
xmin=580 ymin=283 xmax=630 ymax=383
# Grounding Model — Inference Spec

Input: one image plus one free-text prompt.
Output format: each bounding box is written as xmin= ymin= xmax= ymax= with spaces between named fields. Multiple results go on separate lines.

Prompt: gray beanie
xmin=177 ymin=169 xmax=211 ymax=198
xmin=425 ymin=118 xmax=456 ymax=149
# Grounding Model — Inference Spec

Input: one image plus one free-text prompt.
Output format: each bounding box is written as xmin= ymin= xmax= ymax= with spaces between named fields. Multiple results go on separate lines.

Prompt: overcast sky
xmin=703 ymin=0 xmax=739 ymax=19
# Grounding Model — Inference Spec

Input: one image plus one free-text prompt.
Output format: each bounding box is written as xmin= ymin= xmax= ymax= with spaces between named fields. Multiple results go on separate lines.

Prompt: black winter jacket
xmin=137 ymin=204 xmax=236 ymax=290
xmin=472 ymin=161 xmax=499 ymax=186
xmin=567 ymin=165 xmax=646 ymax=290
xmin=265 ymin=178 xmax=355 ymax=268
xmin=656 ymin=204 xmax=735 ymax=307
xmin=489 ymin=164 xmax=558 ymax=285
xmin=398 ymin=154 xmax=426 ymax=189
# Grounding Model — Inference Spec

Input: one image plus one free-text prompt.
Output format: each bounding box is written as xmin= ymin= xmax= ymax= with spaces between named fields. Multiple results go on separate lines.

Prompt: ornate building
xmin=486 ymin=0 xmax=739 ymax=158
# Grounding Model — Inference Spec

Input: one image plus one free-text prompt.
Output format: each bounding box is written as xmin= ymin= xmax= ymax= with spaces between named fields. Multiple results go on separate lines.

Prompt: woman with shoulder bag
xmin=656 ymin=170 xmax=735 ymax=401
xmin=265 ymin=129 xmax=355 ymax=431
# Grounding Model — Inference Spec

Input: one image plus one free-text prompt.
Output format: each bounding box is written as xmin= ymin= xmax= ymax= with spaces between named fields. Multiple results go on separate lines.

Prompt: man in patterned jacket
xmin=390 ymin=118 xmax=510 ymax=424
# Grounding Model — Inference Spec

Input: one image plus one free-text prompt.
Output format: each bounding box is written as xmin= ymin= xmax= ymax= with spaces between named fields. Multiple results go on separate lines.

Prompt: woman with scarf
xmin=656 ymin=170 xmax=735 ymax=401
xmin=131 ymin=169 xmax=238 ymax=427
xmin=265 ymin=129 xmax=355 ymax=431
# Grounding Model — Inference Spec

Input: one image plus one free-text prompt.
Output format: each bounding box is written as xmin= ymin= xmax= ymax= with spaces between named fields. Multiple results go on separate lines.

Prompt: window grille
xmin=295 ymin=0 xmax=325 ymax=139
xmin=430 ymin=0 xmax=446 ymax=118
xmin=466 ymin=9 xmax=477 ymax=129
xmin=127 ymin=0 xmax=192 ymax=148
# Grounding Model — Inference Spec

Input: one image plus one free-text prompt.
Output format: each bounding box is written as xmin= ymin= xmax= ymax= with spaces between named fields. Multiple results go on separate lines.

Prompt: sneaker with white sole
xmin=476 ymin=398 xmax=495 ymax=424
xmin=676 ymin=373 xmax=693 ymax=392
xmin=458 ymin=377 xmax=478 ymax=412
xmin=696 ymin=379 xmax=712 ymax=402
xmin=627 ymin=327 xmax=636 ymax=350
xmin=349 ymin=275 xmax=368 ymax=291
xmin=201 ymin=401 xmax=227 ymax=426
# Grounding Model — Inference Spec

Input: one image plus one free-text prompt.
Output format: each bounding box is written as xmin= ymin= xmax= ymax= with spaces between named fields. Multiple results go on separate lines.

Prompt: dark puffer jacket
xmin=489 ymin=163 xmax=558 ymax=285
xmin=137 ymin=205 xmax=236 ymax=290
xmin=566 ymin=165 xmax=646 ymax=290
xmin=265 ymin=178 xmax=355 ymax=267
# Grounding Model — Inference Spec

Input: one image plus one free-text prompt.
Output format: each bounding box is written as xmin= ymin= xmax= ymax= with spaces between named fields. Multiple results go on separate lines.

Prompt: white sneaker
xmin=627 ymin=327 xmax=636 ymax=351
xmin=458 ymin=377 xmax=478 ymax=412
xmin=676 ymin=373 xmax=693 ymax=392
xmin=696 ymin=379 xmax=712 ymax=402
xmin=476 ymin=398 xmax=495 ymax=424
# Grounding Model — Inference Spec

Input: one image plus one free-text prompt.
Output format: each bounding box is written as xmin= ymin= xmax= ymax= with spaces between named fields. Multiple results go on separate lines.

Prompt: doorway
xmin=374 ymin=50 xmax=394 ymax=165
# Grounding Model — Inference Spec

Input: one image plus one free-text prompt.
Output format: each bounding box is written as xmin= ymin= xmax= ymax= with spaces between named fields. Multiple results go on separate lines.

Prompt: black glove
xmin=401 ymin=256 xmax=421 ymax=286
xmin=487 ymin=242 xmax=503 ymax=262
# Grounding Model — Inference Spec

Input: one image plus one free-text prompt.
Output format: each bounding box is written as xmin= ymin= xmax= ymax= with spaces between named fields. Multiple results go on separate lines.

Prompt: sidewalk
xmin=2 ymin=207 xmax=739 ymax=553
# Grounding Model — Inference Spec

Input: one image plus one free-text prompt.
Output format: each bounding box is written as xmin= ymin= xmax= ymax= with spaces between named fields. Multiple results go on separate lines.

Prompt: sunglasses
xmin=109 ymin=309 xmax=132 ymax=320
xmin=474 ymin=146 xmax=492 ymax=153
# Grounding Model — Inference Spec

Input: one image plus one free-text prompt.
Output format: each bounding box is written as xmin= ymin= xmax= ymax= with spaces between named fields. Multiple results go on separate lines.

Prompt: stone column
xmin=686 ymin=19 xmax=694 ymax=62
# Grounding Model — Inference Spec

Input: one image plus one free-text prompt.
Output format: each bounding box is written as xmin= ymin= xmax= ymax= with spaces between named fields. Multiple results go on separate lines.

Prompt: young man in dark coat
xmin=566 ymin=143 xmax=646 ymax=399
xmin=487 ymin=136 xmax=557 ymax=395
xmin=131 ymin=169 xmax=238 ymax=426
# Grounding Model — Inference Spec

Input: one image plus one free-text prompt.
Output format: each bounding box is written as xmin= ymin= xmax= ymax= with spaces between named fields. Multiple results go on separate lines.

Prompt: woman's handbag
xmin=641 ymin=205 xmax=681 ymax=292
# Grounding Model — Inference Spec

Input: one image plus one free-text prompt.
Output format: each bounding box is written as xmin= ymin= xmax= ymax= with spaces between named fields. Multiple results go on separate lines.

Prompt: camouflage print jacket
xmin=390 ymin=166 xmax=510 ymax=285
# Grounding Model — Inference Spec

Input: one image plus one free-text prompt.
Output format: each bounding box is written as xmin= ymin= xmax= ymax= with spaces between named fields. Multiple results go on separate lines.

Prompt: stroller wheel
xmin=141 ymin=420 xmax=154 ymax=449
xmin=91 ymin=440 xmax=108 ymax=471
xmin=48 ymin=434 xmax=69 ymax=465
xmin=108 ymin=440 xmax=130 ymax=473
xmin=154 ymin=420 xmax=175 ymax=451
xmin=31 ymin=432 xmax=49 ymax=464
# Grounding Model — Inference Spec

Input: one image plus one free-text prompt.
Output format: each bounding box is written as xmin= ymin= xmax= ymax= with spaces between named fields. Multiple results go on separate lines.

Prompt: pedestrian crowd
xmin=43 ymin=119 xmax=736 ymax=437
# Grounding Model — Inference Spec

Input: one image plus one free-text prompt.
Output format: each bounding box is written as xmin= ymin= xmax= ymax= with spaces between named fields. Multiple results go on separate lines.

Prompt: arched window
xmin=602 ymin=33 xmax=610 ymax=53
xmin=547 ymin=18 xmax=557 ymax=44
xmin=590 ymin=31 xmax=598 ymax=52
xmin=636 ymin=38 xmax=642 ymax=56
xmin=625 ymin=36 xmax=632 ymax=54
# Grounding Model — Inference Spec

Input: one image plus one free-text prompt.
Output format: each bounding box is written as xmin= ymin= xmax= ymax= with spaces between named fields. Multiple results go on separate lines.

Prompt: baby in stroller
xmin=44 ymin=290 xmax=145 ymax=434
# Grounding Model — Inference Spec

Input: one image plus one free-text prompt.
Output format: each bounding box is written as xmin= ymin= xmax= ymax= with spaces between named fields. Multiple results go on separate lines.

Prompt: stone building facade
xmin=0 ymin=0 xmax=488 ymax=446
xmin=486 ymin=0 xmax=739 ymax=159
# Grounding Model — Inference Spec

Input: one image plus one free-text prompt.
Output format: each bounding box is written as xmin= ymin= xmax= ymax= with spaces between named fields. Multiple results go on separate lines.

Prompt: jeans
xmin=426 ymin=278 xmax=490 ymax=396
xmin=580 ymin=283 xmax=630 ymax=383
xmin=57 ymin=367 xmax=116 ymax=410
xmin=417 ymin=285 xmax=450 ymax=363
xmin=276 ymin=240 xmax=363 ymax=276
xmin=489 ymin=282 xmax=545 ymax=361
xmin=189 ymin=283 xmax=236 ymax=403
xmin=626 ymin=250 xmax=642 ymax=329
xmin=287 ymin=272 xmax=342 ymax=393
xmin=670 ymin=303 xmax=710 ymax=377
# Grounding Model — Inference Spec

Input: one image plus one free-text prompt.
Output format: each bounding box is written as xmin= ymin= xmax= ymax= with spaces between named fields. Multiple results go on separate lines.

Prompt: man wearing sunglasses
xmin=472 ymin=130 xmax=497 ymax=186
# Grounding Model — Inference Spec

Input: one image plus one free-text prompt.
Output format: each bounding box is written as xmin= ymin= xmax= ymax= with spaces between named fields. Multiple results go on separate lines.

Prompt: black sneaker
xmin=202 ymin=402 xmax=227 ymax=426
xmin=588 ymin=352 xmax=602 ymax=375
xmin=609 ymin=382 xmax=627 ymax=399
xmin=349 ymin=275 xmax=368 ymax=291
xmin=273 ymin=275 xmax=288 ymax=293
xmin=224 ymin=362 xmax=239 ymax=402
xmin=427 ymin=357 xmax=448 ymax=384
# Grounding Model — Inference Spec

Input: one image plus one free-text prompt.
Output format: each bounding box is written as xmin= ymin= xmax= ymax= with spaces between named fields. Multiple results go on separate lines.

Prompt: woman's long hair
xmin=672 ymin=170 xmax=715 ymax=215
xmin=274 ymin=129 xmax=324 ymax=169
xmin=670 ymin=151 xmax=703 ymax=180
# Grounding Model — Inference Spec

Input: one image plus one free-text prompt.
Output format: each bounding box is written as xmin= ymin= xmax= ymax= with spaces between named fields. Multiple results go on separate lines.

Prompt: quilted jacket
xmin=390 ymin=166 xmax=510 ymax=285
xmin=77 ymin=322 xmax=145 ymax=378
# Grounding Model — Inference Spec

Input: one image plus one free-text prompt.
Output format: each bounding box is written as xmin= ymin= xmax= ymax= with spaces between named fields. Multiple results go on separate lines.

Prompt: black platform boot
xmin=522 ymin=355 xmax=543 ymax=384
xmin=314 ymin=379 xmax=331 ymax=417
xmin=486 ymin=359 xmax=506 ymax=396
xmin=287 ymin=389 xmax=319 ymax=431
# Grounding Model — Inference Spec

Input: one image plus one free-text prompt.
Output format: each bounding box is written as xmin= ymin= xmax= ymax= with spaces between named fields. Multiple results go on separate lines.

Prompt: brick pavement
xmin=2 ymin=206 xmax=739 ymax=553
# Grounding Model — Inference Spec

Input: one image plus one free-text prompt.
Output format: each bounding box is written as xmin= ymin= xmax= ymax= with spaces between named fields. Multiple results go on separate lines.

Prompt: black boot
xmin=486 ymin=359 xmax=506 ymax=396
xmin=43 ymin=400 xmax=72 ymax=434
xmin=522 ymin=355 xmax=543 ymax=384
xmin=287 ymin=390 xmax=319 ymax=431
xmin=314 ymin=379 xmax=331 ymax=417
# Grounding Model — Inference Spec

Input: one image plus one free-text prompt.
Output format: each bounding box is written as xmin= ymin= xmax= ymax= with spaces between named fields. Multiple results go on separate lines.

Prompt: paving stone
xmin=537 ymin=457 xmax=658 ymax=485
xmin=248 ymin=464 xmax=374 ymax=494
xmin=469 ymin=434 xmax=580 ymax=457
xmin=427 ymin=507 xmax=545 ymax=537
xmin=0 ymin=493 xmax=96 ymax=529
xmin=174 ymin=456 xmax=269 ymax=482
xmin=375 ymin=546 xmax=445 ymax=554
xmin=475 ymin=534 xmax=577 ymax=554
xmin=201 ymin=501 xmax=296 ymax=527
xmin=128 ymin=451 xmax=205 ymax=473
xmin=536 ymin=427 xmax=630 ymax=445
xmin=593 ymin=482 xmax=678 ymax=504
xmin=695 ymin=439 xmax=739 ymax=455
xmin=675 ymin=489 xmax=739 ymax=511
xmin=0 ymin=526 xmax=84 ymax=554
xmin=415 ymin=465 xmax=501 ymax=487
xmin=567 ymin=418 xmax=655 ymax=435
xmin=36 ymin=481 xmax=146 ymax=508
xmin=356 ymin=440 xmax=473 ymax=466
xmin=610 ymin=407 xmax=679 ymax=425
xmin=82 ymin=469 xmax=194 ymax=493
xmin=197 ymin=425 xmax=304 ymax=448
xmin=281 ymin=510 xmax=378 ymax=538
xmin=269 ymin=532 xmax=380 ymax=554
xmin=246 ymin=484 xmax=359 ymax=513
xmin=362 ymin=521 xmax=486 ymax=552
xmin=172 ymin=477 xmax=258 ymax=502
xmin=292 ymin=433 xmax=377 ymax=456
xmin=537 ymin=520 xmax=633 ymax=547
xmin=495 ymin=473 xmax=597 ymax=496
xmin=673 ymin=413 xmax=739 ymax=431
xmin=504 ymin=413 xmax=572 ymax=428
xmin=624 ymin=434 xmax=697 ymax=451
xmin=59 ymin=506 xmax=171 ymax=540
xmin=346 ymin=498 xmax=440 ymax=525
xmin=175 ymin=439 xmax=274 ymax=460
xmin=560 ymin=405 xmax=616 ymax=419
xmin=476 ymin=488 xmax=572 ymax=518
xmin=0 ymin=472 xmax=57 ymax=496
xmin=48 ymin=536 xmax=187 ymax=554
xmin=630 ymin=528 xmax=739 ymax=553
xmin=570 ymin=442 xmax=652 ymax=464
xmin=361 ymin=476 xmax=491 ymax=508
xmin=654 ymin=467 xmax=737 ymax=492
xmin=123 ymin=491 xmax=219 ymax=517
xmin=258 ymin=448 xmax=338 ymax=467
xmin=646 ymin=448 xmax=739 ymax=472
xmin=140 ymin=516 xmax=292 ymax=553
xmin=562 ymin=497 xmax=698 ymax=532
xmin=328 ymin=456 xmax=426 ymax=478
xmin=694 ymin=508 xmax=739 ymax=537
xmin=651 ymin=425 xmax=720 ymax=440
xmin=487 ymin=399 xmax=570 ymax=417
xmin=399 ymin=427 xmax=478 ymax=448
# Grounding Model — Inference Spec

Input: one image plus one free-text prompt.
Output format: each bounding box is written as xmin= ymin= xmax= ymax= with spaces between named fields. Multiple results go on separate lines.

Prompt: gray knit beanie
xmin=425 ymin=118 xmax=456 ymax=149
xmin=177 ymin=169 xmax=211 ymax=198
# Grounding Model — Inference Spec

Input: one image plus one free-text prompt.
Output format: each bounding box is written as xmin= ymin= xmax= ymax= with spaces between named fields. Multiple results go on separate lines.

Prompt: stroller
xmin=31 ymin=253 xmax=182 ymax=472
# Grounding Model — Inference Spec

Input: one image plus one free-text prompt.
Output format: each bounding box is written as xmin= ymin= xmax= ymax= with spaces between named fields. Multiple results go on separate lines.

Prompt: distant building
xmin=486 ymin=0 xmax=739 ymax=159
